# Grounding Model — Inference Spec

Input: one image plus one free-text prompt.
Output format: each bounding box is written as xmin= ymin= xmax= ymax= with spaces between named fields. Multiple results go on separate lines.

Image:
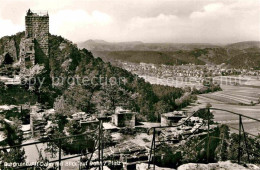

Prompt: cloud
xmin=204 ymin=3 xmax=223 ymax=12
xmin=128 ymin=14 xmax=178 ymax=29
xmin=190 ymin=3 xmax=228 ymax=19
xmin=0 ymin=14 xmax=23 ymax=38
xmin=50 ymin=9 xmax=113 ymax=41
xmin=119 ymin=1 xmax=260 ymax=43
xmin=32 ymin=0 xmax=73 ymax=10
xmin=187 ymin=1 xmax=260 ymax=43
xmin=122 ymin=14 xmax=180 ymax=42
xmin=0 ymin=0 xmax=259 ymax=43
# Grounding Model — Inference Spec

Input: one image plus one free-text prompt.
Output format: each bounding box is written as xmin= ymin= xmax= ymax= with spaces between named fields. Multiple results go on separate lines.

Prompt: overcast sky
xmin=0 ymin=0 xmax=259 ymax=44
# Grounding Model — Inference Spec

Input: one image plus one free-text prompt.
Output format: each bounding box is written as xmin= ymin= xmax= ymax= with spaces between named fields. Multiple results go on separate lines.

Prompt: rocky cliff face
xmin=0 ymin=32 xmax=25 ymax=65
xmin=0 ymin=38 xmax=17 ymax=65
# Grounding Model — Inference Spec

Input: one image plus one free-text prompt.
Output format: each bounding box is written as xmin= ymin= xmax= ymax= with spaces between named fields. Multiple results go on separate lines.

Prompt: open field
xmin=200 ymin=86 xmax=260 ymax=105
xmin=197 ymin=85 xmax=260 ymax=136
xmin=139 ymin=75 xmax=260 ymax=136
xmin=213 ymin=76 xmax=260 ymax=87
xmin=136 ymin=74 xmax=260 ymax=135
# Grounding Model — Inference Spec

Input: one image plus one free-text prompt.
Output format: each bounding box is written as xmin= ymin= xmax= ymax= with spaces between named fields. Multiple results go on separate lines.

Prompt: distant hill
xmin=78 ymin=39 xmax=218 ymax=51
xmin=78 ymin=39 xmax=143 ymax=51
xmin=226 ymin=41 xmax=260 ymax=50
xmin=78 ymin=40 xmax=260 ymax=68
xmin=92 ymin=50 xmax=206 ymax=65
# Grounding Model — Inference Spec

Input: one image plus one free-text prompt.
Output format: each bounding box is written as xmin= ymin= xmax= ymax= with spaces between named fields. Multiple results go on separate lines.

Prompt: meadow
xmin=198 ymin=84 xmax=260 ymax=136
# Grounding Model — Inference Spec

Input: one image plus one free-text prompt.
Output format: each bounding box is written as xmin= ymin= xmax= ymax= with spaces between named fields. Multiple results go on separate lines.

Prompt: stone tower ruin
xmin=20 ymin=9 xmax=49 ymax=70
xmin=25 ymin=9 xmax=49 ymax=56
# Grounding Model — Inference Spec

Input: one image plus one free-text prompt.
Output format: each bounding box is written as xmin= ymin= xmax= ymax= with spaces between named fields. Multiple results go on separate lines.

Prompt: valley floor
xmin=197 ymin=85 xmax=260 ymax=135
xmin=141 ymin=75 xmax=260 ymax=136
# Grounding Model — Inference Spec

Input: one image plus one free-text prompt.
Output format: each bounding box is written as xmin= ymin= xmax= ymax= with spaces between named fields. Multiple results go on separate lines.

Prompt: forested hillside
xmin=0 ymin=33 xmax=195 ymax=121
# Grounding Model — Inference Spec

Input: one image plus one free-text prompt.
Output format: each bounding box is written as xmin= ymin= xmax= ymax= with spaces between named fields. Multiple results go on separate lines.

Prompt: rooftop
xmin=27 ymin=9 xmax=48 ymax=17
xmin=162 ymin=111 xmax=187 ymax=118
xmin=115 ymin=106 xmax=136 ymax=115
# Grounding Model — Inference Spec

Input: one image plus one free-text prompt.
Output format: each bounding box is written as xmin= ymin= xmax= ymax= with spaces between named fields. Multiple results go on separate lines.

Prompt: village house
xmin=70 ymin=112 xmax=99 ymax=131
xmin=112 ymin=107 xmax=136 ymax=128
xmin=161 ymin=111 xmax=187 ymax=126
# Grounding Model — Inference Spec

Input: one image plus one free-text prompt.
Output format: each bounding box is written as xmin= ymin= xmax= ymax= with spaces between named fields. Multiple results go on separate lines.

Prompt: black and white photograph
xmin=0 ymin=0 xmax=260 ymax=169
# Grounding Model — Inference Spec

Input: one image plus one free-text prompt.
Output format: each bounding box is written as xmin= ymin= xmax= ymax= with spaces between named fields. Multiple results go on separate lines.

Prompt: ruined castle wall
xmin=0 ymin=37 xmax=18 ymax=64
xmin=4 ymin=39 xmax=18 ymax=61
xmin=19 ymin=38 xmax=35 ymax=70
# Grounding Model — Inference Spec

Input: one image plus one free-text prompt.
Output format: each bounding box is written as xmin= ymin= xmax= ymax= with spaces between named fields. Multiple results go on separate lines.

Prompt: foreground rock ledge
xmin=177 ymin=161 xmax=260 ymax=170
